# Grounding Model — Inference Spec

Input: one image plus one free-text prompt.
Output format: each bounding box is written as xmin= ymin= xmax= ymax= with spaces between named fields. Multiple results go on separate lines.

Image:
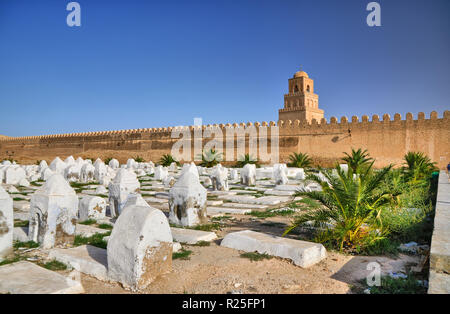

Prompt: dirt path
xmin=78 ymin=215 xmax=419 ymax=294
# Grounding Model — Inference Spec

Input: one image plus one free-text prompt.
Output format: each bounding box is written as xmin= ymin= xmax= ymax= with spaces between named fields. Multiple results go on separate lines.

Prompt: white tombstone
xmin=107 ymin=202 xmax=173 ymax=291
xmin=18 ymin=178 xmax=30 ymax=187
xmin=241 ymin=164 xmax=256 ymax=186
xmin=163 ymin=176 xmax=176 ymax=188
xmin=210 ymin=164 xmax=229 ymax=191
xmin=64 ymin=156 xmax=75 ymax=166
xmin=28 ymin=174 xmax=78 ymax=249
xmin=4 ymin=166 xmax=26 ymax=185
xmin=168 ymin=171 xmax=207 ymax=227
xmin=40 ymin=167 xmax=54 ymax=181
xmin=108 ymin=158 xmax=120 ymax=169
xmin=108 ymin=169 xmax=140 ymax=218
xmin=295 ymin=168 xmax=306 ymax=180
xmin=93 ymin=158 xmax=103 ymax=168
xmin=154 ymin=165 xmax=168 ymax=181
xmin=38 ymin=160 xmax=48 ymax=172
xmin=49 ymin=157 xmax=67 ymax=175
xmin=202 ymin=177 xmax=212 ymax=188
xmin=80 ymin=163 xmax=95 ymax=183
xmin=95 ymin=185 xmax=108 ymax=195
xmin=78 ymin=196 xmax=106 ymax=221
xmin=339 ymin=164 xmax=349 ymax=174
xmin=180 ymin=162 xmax=199 ymax=179
xmin=64 ymin=163 xmax=82 ymax=182
xmin=168 ymin=162 xmax=178 ymax=172
xmin=126 ymin=158 xmax=137 ymax=169
xmin=146 ymin=166 xmax=155 ymax=176
xmin=29 ymin=173 xmax=41 ymax=182
xmin=123 ymin=193 xmax=149 ymax=208
xmin=94 ymin=162 xmax=107 ymax=182
xmin=273 ymin=163 xmax=289 ymax=185
xmin=230 ymin=169 xmax=239 ymax=181
xmin=136 ymin=169 xmax=146 ymax=177
xmin=75 ymin=157 xmax=84 ymax=166
xmin=0 ymin=186 xmax=13 ymax=261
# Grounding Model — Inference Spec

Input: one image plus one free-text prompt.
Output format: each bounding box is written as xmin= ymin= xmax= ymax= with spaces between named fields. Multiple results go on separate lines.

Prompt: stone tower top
xmin=278 ymin=68 xmax=324 ymax=123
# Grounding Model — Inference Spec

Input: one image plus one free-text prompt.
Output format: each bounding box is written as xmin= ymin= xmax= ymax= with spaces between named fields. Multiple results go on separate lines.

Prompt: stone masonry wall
xmin=0 ymin=111 xmax=449 ymax=169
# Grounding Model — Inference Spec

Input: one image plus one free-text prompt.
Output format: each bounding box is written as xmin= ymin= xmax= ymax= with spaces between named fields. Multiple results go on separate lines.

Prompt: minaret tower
xmin=278 ymin=68 xmax=324 ymax=123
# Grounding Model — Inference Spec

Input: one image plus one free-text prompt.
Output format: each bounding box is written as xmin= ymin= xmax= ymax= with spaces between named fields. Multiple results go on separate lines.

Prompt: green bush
xmin=235 ymin=154 xmax=259 ymax=168
xmin=287 ymin=152 xmax=312 ymax=168
xmin=198 ymin=149 xmax=222 ymax=168
xmin=285 ymin=160 xmax=393 ymax=252
xmin=159 ymin=154 xmax=180 ymax=167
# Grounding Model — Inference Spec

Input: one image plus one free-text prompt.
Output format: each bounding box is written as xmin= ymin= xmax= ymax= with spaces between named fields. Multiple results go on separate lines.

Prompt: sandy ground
xmin=72 ymin=215 xmax=420 ymax=294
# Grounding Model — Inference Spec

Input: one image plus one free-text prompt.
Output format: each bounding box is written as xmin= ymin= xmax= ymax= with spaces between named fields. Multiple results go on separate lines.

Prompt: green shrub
xmin=285 ymin=162 xmax=393 ymax=252
xmin=367 ymin=276 xmax=427 ymax=294
xmin=43 ymin=260 xmax=67 ymax=271
xmin=287 ymin=152 xmax=312 ymax=168
xmin=78 ymin=219 xmax=97 ymax=225
xmin=235 ymin=154 xmax=259 ymax=168
xmin=14 ymin=241 xmax=39 ymax=249
xmin=198 ymin=149 xmax=222 ymax=168
xmin=240 ymin=252 xmax=272 ymax=261
xmin=73 ymin=232 xmax=110 ymax=249
xmin=173 ymin=249 xmax=192 ymax=260
xmin=134 ymin=155 xmax=145 ymax=162
xmin=159 ymin=154 xmax=180 ymax=167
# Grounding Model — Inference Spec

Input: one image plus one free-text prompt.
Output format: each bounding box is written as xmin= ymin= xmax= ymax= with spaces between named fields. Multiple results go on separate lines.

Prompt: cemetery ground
xmin=0 ymin=152 xmax=437 ymax=294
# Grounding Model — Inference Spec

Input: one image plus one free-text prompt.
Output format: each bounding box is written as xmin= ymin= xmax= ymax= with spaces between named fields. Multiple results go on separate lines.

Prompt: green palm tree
xmin=403 ymin=151 xmax=437 ymax=182
xmin=284 ymin=162 xmax=392 ymax=251
xmin=287 ymin=152 xmax=313 ymax=168
xmin=159 ymin=154 xmax=180 ymax=167
xmin=134 ymin=155 xmax=145 ymax=163
xmin=235 ymin=154 xmax=259 ymax=168
xmin=198 ymin=149 xmax=223 ymax=168
xmin=341 ymin=148 xmax=374 ymax=173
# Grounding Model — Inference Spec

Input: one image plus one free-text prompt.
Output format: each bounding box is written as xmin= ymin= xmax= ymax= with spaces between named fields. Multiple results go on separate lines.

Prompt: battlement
xmin=0 ymin=110 xmax=448 ymax=142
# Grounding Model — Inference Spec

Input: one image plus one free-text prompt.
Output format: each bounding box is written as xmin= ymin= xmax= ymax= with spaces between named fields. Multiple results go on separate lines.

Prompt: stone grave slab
xmin=170 ymin=227 xmax=217 ymax=244
xmin=221 ymin=230 xmax=327 ymax=268
xmin=49 ymin=245 xmax=108 ymax=281
xmin=0 ymin=261 xmax=84 ymax=294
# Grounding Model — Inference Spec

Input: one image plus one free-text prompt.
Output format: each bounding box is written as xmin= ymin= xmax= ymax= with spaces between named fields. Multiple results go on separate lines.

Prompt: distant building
xmin=278 ymin=69 xmax=324 ymax=123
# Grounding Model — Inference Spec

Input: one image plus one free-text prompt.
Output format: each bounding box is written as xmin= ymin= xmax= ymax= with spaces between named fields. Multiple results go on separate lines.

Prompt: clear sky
xmin=0 ymin=0 xmax=449 ymax=137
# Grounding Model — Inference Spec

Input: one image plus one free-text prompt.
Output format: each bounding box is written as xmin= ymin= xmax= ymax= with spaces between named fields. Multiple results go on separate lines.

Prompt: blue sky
xmin=0 ymin=0 xmax=449 ymax=136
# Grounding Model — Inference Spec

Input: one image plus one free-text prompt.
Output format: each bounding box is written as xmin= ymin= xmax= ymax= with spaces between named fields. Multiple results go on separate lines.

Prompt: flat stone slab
xmin=13 ymin=227 xmax=29 ymax=242
xmin=49 ymin=245 xmax=108 ymax=281
xmin=430 ymin=172 xmax=450 ymax=274
xmin=14 ymin=210 xmax=29 ymax=221
xmin=221 ymin=230 xmax=327 ymax=268
xmin=219 ymin=195 xmax=290 ymax=205
xmin=206 ymin=200 xmax=223 ymax=206
xmin=263 ymin=189 xmax=295 ymax=196
xmin=0 ymin=261 xmax=84 ymax=294
xmin=207 ymin=206 xmax=251 ymax=216
xmin=428 ymin=270 xmax=450 ymax=294
xmin=274 ymin=185 xmax=301 ymax=191
xmin=75 ymin=224 xmax=110 ymax=237
xmin=171 ymin=227 xmax=217 ymax=244
xmin=208 ymin=190 xmax=238 ymax=196
xmin=228 ymin=189 xmax=257 ymax=194
xmin=143 ymin=196 xmax=168 ymax=203
xmin=13 ymin=200 xmax=30 ymax=211
xmin=221 ymin=203 xmax=268 ymax=209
